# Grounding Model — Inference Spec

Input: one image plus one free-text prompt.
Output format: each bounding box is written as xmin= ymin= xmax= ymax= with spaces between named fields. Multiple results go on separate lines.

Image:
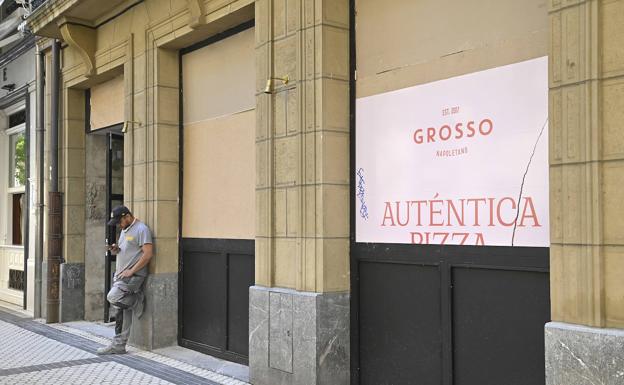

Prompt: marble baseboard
xmin=59 ymin=262 xmax=85 ymax=322
xmin=130 ymin=272 xmax=178 ymax=350
xmin=40 ymin=260 xmax=47 ymax=320
xmin=249 ymin=286 xmax=349 ymax=385
xmin=545 ymin=321 xmax=624 ymax=385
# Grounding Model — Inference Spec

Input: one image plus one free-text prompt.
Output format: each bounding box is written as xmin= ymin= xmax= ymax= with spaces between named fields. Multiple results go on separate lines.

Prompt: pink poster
xmin=356 ymin=57 xmax=549 ymax=247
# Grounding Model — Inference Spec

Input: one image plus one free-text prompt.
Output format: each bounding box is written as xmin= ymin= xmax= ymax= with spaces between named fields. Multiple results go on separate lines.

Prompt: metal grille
xmin=8 ymin=109 xmax=25 ymax=128
xmin=8 ymin=269 xmax=24 ymax=291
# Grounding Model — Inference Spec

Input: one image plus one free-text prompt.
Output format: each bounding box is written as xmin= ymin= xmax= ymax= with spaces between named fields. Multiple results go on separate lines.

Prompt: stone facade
xmin=253 ymin=0 xmax=350 ymax=381
xmin=29 ymin=0 xmax=258 ymax=348
xmin=23 ymin=0 xmax=624 ymax=384
xmin=547 ymin=0 xmax=624 ymax=382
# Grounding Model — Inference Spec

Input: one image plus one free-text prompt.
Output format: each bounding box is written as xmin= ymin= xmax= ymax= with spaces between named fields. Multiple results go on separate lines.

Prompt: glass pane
xmin=9 ymin=132 xmax=25 ymax=188
xmin=111 ymin=137 xmax=124 ymax=196
xmin=12 ymin=193 xmax=23 ymax=245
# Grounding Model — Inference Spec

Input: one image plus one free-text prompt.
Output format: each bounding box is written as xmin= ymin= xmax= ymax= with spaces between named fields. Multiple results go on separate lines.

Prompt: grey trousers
xmin=106 ymin=275 xmax=145 ymax=347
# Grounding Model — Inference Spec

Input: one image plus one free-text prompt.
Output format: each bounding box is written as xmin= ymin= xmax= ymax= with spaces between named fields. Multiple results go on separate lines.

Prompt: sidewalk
xmin=0 ymin=304 xmax=250 ymax=385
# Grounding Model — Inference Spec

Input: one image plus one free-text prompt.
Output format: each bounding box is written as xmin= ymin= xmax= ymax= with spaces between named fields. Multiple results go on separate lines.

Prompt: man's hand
xmin=118 ymin=270 xmax=133 ymax=279
xmin=107 ymin=243 xmax=120 ymax=254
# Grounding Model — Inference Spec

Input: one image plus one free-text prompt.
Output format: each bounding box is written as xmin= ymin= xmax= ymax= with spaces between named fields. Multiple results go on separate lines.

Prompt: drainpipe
xmin=23 ymin=86 xmax=30 ymax=310
xmin=46 ymin=40 xmax=61 ymax=323
xmin=34 ymin=47 xmax=44 ymax=318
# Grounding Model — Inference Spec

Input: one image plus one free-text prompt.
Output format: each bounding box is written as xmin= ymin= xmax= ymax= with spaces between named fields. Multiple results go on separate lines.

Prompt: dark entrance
xmin=104 ymin=132 xmax=123 ymax=321
xmin=179 ymin=239 xmax=254 ymax=363
xmin=178 ymin=20 xmax=256 ymax=365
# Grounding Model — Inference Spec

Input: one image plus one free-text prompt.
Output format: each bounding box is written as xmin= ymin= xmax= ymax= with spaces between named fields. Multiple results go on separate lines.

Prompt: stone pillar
xmin=128 ymin=45 xmax=179 ymax=350
xmin=546 ymin=0 xmax=624 ymax=383
xmin=250 ymin=1 xmax=350 ymax=384
xmin=84 ymin=134 xmax=107 ymax=321
xmin=59 ymin=87 xmax=86 ymax=322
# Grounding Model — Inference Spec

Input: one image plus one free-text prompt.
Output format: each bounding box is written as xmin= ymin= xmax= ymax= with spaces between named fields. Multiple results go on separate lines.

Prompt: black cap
xmin=107 ymin=205 xmax=131 ymax=226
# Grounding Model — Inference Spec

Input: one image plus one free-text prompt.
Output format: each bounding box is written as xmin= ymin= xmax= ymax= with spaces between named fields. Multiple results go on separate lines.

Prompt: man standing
xmin=97 ymin=205 xmax=153 ymax=355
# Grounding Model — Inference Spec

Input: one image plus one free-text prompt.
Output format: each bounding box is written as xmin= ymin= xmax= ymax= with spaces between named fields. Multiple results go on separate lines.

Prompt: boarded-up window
xmin=89 ymin=75 xmax=124 ymax=131
xmin=182 ymin=27 xmax=255 ymax=239
xmin=356 ymin=0 xmax=548 ymax=98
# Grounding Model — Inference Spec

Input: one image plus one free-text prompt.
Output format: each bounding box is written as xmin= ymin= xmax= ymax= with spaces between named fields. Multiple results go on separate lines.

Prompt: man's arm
xmin=118 ymin=243 xmax=153 ymax=278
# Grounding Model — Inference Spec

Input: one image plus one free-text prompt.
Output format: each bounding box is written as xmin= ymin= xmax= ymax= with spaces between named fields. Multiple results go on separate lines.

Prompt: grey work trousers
xmin=106 ymin=275 xmax=145 ymax=347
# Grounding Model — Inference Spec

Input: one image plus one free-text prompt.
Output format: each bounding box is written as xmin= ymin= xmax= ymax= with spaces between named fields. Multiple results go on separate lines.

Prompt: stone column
xmin=250 ymin=1 xmax=350 ymax=384
xmin=84 ymin=133 xmax=107 ymax=321
xmin=546 ymin=0 xmax=624 ymax=383
xmin=128 ymin=44 xmax=180 ymax=350
xmin=59 ymin=87 xmax=86 ymax=322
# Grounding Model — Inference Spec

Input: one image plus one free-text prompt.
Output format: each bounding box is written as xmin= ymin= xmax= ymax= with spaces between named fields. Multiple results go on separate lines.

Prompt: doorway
xmin=179 ymin=21 xmax=256 ymax=364
xmin=104 ymin=132 xmax=123 ymax=321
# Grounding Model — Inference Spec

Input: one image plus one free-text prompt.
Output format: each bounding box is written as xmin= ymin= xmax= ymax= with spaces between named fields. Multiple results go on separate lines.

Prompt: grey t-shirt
xmin=116 ymin=220 xmax=152 ymax=277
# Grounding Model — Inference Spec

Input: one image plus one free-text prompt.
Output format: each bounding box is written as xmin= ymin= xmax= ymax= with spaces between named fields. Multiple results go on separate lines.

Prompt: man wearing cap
xmin=97 ymin=205 xmax=153 ymax=355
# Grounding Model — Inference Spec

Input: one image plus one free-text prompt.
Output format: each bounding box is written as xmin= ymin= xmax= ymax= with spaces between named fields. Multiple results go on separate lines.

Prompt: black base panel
xmin=352 ymin=243 xmax=550 ymax=385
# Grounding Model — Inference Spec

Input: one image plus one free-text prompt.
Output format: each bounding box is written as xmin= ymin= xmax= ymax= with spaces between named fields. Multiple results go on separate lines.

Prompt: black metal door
xmin=352 ymin=244 xmax=550 ymax=385
xmin=179 ymin=239 xmax=254 ymax=364
xmin=104 ymin=133 xmax=123 ymax=321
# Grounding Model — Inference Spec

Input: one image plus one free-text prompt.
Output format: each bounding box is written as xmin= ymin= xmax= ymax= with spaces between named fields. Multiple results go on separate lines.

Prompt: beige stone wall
xmin=255 ymin=0 xmax=350 ymax=292
xmin=356 ymin=0 xmax=548 ymax=97
xmin=35 ymin=0 xmax=255 ymax=279
xmin=30 ymin=0 xmax=350 ymax=302
xmin=549 ymin=0 xmax=624 ymax=328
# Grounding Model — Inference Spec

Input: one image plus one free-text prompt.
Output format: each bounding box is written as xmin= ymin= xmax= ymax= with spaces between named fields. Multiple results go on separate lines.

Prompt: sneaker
xmin=96 ymin=344 xmax=126 ymax=355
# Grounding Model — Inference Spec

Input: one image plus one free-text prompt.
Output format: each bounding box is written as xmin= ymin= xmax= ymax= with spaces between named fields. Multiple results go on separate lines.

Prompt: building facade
xmin=0 ymin=0 xmax=40 ymax=314
xmin=21 ymin=0 xmax=624 ymax=384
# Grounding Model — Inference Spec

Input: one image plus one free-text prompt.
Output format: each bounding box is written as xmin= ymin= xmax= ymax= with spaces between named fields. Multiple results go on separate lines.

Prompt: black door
xmin=104 ymin=133 xmax=123 ymax=321
xmin=352 ymin=244 xmax=550 ymax=385
xmin=179 ymin=239 xmax=254 ymax=364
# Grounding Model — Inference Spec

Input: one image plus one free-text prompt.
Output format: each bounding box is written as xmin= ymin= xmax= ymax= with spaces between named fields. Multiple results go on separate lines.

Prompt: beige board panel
xmin=182 ymin=27 xmax=255 ymax=124
xmin=355 ymin=0 xmax=548 ymax=97
xmin=90 ymin=75 xmax=124 ymax=130
xmin=182 ymin=110 xmax=255 ymax=239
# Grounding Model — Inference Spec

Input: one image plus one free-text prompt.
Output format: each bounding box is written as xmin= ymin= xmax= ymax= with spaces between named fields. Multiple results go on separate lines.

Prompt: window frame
xmin=3 ymin=102 xmax=26 ymax=247
xmin=7 ymin=124 xmax=26 ymax=192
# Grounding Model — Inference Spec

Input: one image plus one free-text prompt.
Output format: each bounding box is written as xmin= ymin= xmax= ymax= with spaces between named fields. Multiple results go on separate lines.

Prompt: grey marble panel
xmin=130 ymin=272 xmax=178 ymax=350
xmin=41 ymin=260 xmax=48 ymax=319
xmin=249 ymin=286 xmax=350 ymax=385
xmin=317 ymin=292 xmax=350 ymax=385
xmin=249 ymin=286 xmax=269 ymax=370
xmin=292 ymin=292 xmax=317 ymax=384
xmin=545 ymin=321 xmax=624 ymax=385
xmin=269 ymin=291 xmax=294 ymax=373
xmin=59 ymin=263 xmax=85 ymax=322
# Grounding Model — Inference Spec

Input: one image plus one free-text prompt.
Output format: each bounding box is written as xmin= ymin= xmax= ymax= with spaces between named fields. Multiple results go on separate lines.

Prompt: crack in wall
xmin=511 ymin=117 xmax=548 ymax=246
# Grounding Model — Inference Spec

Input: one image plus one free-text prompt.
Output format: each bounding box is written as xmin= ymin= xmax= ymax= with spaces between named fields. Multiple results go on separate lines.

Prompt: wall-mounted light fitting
xmin=263 ymin=75 xmax=289 ymax=94
xmin=122 ymin=120 xmax=142 ymax=133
